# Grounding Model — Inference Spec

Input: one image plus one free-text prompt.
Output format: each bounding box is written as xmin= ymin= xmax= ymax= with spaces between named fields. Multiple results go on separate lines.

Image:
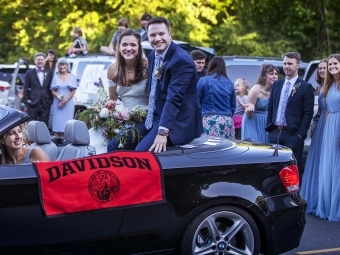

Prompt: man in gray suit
xmin=23 ymin=52 xmax=53 ymax=126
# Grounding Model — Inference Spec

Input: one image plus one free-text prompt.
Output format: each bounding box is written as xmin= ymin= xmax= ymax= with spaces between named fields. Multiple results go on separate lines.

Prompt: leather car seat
xmin=27 ymin=121 xmax=57 ymax=161
xmin=57 ymin=120 xmax=96 ymax=160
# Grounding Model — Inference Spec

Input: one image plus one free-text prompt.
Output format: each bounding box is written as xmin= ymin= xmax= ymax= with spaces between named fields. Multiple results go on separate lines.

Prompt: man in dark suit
xmin=266 ymin=52 xmax=314 ymax=175
xmin=135 ymin=13 xmax=152 ymax=42
xmin=136 ymin=16 xmax=202 ymax=153
xmin=23 ymin=52 xmax=53 ymax=127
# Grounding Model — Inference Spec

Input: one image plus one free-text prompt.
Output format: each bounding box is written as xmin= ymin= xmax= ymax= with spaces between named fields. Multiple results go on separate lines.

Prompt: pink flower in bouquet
xmin=105 ymin=100 xmax=116 ymax=108
xmin=121 ymin=109 xmax=130 ymax=121
xmin=112 ymin=111 xmax=120 ymax=118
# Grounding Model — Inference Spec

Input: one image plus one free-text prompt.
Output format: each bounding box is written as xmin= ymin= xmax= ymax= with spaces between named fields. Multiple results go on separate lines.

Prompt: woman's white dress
xmin=89 ymin=80 xmax=149 ymax=154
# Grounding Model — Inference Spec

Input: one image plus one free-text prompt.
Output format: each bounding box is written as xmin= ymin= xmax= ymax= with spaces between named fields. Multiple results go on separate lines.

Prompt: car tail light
xmin=0 ymin=85 xmax=10 ymax=91
xmin=279 ymin=165 xmax=299 ymax=193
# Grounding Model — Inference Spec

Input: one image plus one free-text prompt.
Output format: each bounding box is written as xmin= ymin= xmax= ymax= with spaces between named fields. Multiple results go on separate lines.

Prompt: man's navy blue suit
xmin=266 ymin=77 xmax=314 ymax=174
xmin=107 ymin=41 xmax=202 ymax=151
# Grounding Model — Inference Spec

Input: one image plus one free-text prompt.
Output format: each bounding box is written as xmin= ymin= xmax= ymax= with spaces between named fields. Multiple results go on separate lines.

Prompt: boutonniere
xmin=44 ymin=72 xmax=47 ymax=79
xmin=292 ymin=83 xmax=301 ymax=96
xmin=154 ymin=61 xmax=167 ymax=80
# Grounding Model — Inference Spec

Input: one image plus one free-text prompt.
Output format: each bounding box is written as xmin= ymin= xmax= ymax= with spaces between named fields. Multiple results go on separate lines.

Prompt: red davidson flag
xmin=33 ymin=151 xmax=164 ymax=217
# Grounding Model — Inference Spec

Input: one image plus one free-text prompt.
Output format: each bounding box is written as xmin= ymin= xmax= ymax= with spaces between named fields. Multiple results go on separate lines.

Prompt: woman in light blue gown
xmin=300 ymin=59 xmax=327 ymax=214
xmin=316 ymin=54 xmax=340 ymax=221
xmin=242 ymin=64 xmax=279 ymax=143
xmin=50 ymin=58 xmax=78 ymax=139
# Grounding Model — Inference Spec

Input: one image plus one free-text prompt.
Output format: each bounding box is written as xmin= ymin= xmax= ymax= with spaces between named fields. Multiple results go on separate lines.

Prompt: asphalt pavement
xmin=282 ymin=214 xmax=340 ymax=255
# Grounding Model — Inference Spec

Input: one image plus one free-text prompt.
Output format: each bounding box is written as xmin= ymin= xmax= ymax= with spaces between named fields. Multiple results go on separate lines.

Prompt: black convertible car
xmin=0 ymin=105 xmax=306 ymax=255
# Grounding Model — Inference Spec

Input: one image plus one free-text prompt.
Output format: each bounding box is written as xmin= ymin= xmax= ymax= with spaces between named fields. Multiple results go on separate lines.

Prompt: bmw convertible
xmin=0 ymin=105 xmax=306 ymax=255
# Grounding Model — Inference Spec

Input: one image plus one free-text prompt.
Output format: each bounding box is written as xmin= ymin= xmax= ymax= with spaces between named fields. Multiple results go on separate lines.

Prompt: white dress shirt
xmin=37 ymin=69 xmax=44 ymax=86
xmin=275 ymin=75 xmax=299 ymax=125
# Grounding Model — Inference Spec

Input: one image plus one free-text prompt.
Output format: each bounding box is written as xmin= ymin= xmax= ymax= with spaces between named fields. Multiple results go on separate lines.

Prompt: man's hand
xmin=149 ymin=135 xmax=167 ymax=153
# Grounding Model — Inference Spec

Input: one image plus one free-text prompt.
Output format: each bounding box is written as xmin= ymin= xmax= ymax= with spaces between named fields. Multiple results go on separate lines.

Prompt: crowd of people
xmin=1 ymin=14 xmax=339 ymax=222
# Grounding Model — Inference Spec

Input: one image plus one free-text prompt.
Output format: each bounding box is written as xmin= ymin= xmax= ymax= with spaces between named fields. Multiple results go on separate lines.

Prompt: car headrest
xmin=27 ymin=121 xmax=51 ymax=144
xmin=64 ymin=120 xmax=90 ymax=145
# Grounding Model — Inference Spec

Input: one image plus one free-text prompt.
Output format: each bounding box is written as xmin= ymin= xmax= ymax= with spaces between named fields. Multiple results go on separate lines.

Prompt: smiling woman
xmin=0 ymin=124 xmax=50 ymax=164
xmin=88 ymin=29 xmax=149 ymax=153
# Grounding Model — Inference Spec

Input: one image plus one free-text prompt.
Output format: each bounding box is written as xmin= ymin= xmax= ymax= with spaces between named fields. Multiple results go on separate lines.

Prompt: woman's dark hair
xmin=256 ymin=64 xmax=279 ymax=86
xmin=44 ymin=49 xmax=58 ymax=70
xmin=206 ymin=56 xmax=227 ymax=79
xmin=111 ymin=29 xmax=147 ymax=86
xmin=0 ymin=124 xmax=25 ymax=165
xmin=316 ymin=59 xmax=327 ymax=86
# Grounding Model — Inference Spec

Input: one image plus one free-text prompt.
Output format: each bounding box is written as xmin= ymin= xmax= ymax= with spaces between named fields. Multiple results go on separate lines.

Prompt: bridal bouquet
xmin=78 ymin=87 xmax=147 ymax=148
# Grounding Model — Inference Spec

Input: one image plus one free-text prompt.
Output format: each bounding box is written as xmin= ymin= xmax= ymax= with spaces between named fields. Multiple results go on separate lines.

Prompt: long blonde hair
xmin=324 ymin=54 xmax=340 ymax=99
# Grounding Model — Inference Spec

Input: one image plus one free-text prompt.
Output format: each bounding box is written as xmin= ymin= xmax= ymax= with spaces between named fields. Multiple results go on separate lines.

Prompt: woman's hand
xmin=245 ymin=103 xmax=254 ymax=112
xmin=245 ymin=103 xmax=255 ymax=118
xmin=58 ymin=98 xmax=68 ymax=108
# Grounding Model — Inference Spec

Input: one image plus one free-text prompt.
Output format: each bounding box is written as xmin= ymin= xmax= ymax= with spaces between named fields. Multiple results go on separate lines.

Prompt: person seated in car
xmin=0 ymin=124 xmax=50 ymax=164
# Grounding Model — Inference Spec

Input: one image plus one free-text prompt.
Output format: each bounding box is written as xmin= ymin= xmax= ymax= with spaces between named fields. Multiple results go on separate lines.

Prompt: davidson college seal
xmin=88 ymin=170 xmax=120 ymax=203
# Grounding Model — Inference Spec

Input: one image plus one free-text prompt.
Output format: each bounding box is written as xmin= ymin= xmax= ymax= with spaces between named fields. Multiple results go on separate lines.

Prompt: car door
xmin=0 ymin=164 xmax=124 ymax=253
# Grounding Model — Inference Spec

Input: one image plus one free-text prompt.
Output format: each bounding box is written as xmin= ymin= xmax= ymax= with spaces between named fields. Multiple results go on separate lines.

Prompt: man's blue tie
xmin=145 ymin=55 xmax=162 ymax=130
xmin=280 ymin=81 xmax=291 ymax=125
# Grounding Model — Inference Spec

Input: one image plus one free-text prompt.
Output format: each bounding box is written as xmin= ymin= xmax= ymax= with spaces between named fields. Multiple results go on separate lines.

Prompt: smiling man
xmin=23 ymin=52 xmax=53 ymax=127
xmin=134 ymin=16 xmax=203 ymax=153
xmin=266 ymin=52 xmax=314 ymax=177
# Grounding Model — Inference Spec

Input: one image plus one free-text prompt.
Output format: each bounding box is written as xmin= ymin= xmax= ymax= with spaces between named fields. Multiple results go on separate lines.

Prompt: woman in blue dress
xmin=242 ymin=64 xmax=279 ymax=143
xmin=316 ymin=54 xmax=340 ymax=221
xmin=50 ymin=58 xmax=78 ymax=139
xmin=300 ymin=59 xmax=327 ymax=214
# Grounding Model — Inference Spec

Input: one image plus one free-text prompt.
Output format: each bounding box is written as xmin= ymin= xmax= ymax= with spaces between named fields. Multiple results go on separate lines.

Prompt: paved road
xmin=282 ymin=214 xmax=340 ymax=255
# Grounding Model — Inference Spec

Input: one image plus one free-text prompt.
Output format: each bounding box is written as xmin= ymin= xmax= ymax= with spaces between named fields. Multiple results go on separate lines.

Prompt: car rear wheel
xmin=178 ymin=206 xmax=260 ymax=255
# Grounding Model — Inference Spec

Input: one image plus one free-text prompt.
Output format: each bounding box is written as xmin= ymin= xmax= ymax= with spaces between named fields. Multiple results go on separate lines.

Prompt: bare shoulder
xmin=30 ymin=147 xmax=50 ymax=162
xmin=249 ymin=84 xmax=261 ymax=94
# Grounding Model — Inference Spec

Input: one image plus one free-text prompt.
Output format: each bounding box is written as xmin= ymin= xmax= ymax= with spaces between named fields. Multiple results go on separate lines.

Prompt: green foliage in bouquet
xmin=78 ymin=87 xmax=147 ymax=148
